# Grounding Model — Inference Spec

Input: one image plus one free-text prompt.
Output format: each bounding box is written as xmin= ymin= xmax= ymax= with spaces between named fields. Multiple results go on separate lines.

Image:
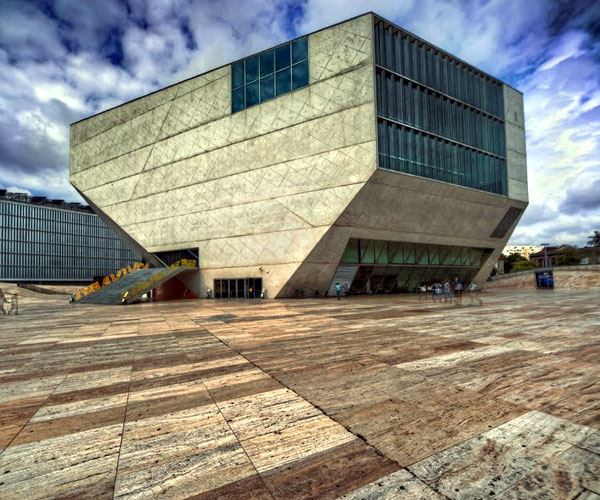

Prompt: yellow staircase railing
xmin=73 ymin=262 xmax=149 ymax=301
xmin=119 ymin=259 xmax=198 ymax=304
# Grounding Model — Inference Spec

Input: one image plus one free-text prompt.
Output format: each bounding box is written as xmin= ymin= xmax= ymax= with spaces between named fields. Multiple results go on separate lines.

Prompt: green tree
xmin=512 ymin=259 xmax=538 ymax=272
xmin=587 ymin=231 xmax=600 ymax=248
xmin=557 ymin=247 xmax=581 ymax=266
xmin=504 ymin=253 xmax=528 ymax=273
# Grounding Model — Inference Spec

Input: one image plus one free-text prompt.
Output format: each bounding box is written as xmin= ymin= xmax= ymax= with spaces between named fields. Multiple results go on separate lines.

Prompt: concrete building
xmin=69 ymin=12 xmax=528 ymax=298
xmin=0 ymin=190 xmax=138 ymax=283
xmin=503 ymin=245 xmax=542 ymax=260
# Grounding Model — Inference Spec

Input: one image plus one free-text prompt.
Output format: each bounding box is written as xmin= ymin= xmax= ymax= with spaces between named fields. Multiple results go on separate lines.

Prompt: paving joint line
xmin=174 ymin=332 xmax=277 ymax=500
xmin=0 ymin=320 xmax=112 ymax=458
xmin=110 ymin=344 xmax=136 ymax=500
xmin=196 ymin=318 xmax=405 ymax=471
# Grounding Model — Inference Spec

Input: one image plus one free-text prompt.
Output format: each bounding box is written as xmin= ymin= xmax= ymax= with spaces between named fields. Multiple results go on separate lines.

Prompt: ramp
xmin=76 ymin=267 xmax=194 ymax=305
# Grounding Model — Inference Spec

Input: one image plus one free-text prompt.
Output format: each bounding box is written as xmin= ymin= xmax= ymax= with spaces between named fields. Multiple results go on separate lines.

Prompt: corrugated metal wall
xmin=0 ymin=200 xmax=139 ymax=281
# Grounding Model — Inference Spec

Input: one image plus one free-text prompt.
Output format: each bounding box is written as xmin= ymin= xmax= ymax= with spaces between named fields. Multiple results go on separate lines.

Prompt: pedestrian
xmin=444 ymin=280 xmax=453 ymax=303
xmin=335 ymin=282 xmax=342 ymax=300
xmin=468 ymin=281 xmax=483 ymax=305
xmin=419 ymin=283 xmax=427 ymax=300
xmin=433 ymin=281 xmax=443 ymax=302
xmin=453 ymin=277 xmax=463 ymax=305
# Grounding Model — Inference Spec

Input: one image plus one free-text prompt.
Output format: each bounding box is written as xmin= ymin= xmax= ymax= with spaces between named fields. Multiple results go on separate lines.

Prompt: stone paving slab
xmin=0 ymin=287 xmax=598 ymax=499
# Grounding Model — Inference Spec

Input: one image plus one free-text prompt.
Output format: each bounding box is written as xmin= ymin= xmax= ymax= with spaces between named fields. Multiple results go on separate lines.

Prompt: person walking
xmin=468 ymin=281 xmax=483 ymax=305
xmin=433 ymin=281 xmax=443 ymax=302
xmin=453 ymin=277 xmax=463 ymax=305
xmin=335 ymin=282 xmax=342 ymax=300
xmin=444 ymin=280 xmax=453 ymax=303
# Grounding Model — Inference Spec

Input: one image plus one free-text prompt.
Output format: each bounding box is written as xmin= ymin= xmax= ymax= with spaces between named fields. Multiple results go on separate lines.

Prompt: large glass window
xmin=231 ymin=37 xmax=309 ymax=113
xmin=338 ymin=238 xmax=493 ymax=294
xmin=373 ymin=19 xmax=507 ymax=196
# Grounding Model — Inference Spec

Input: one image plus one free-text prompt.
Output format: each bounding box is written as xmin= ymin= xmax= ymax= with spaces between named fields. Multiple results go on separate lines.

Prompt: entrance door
xmin=213 ymin=278 xmax=263 ymax=299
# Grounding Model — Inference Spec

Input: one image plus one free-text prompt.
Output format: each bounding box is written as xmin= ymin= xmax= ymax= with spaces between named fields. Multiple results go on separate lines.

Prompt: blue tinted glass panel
xmin=292 ymin=38 xmax=308 ymax=64
xmin=232 ymin=87 xmax=245 ymax=112
xmin=232 ymin=39 xmax=309 ymax=113
xmin=246 ymin=80 xmax=259 ymax=107
xmin=260 ymin=50 xmax=274 ymax=77
xmin=232 ymin=62 xmax=244 ymax=89
xmin=275 ymin=45 xmax=290 ymax=71
xmin=276 ymin=68 xmax=291 ymax=95
xmin=260 ymin=74 xmax=274 ymax=102
xmin=246 ymin=56 xmax=259 ymax=83
xmin=291 ymin=60 xmax=308 ymax=90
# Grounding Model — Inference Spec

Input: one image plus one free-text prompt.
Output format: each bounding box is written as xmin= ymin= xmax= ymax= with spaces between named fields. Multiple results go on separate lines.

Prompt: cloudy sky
xmin=0 ymin=0 xmax=598 ymax=246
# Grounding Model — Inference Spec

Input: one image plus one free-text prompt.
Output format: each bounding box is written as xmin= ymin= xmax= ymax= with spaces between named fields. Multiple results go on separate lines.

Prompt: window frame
xmin=231 ymin=37 xmax=309 ymax=113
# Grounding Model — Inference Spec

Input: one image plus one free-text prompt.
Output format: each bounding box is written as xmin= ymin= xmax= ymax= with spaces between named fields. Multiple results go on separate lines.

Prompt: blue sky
xmin=0 ymin=0 xmax=598 ymax=246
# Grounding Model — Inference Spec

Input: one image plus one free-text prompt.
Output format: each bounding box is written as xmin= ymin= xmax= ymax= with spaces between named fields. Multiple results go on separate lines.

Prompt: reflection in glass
xmin=246 ymin=80 xmax=259 ymax=107
xmin=275 ymin=44 xmax=290 ymax=71
xmin=232 ymin=62 xmax=244 ymax=89
xmin=245 ymin=56 xmax=259 ymax=83
xmin=292 ymin=60 xmax=309 ymax=89
xmin=260 ymin=74 xmax=274 ymax=102
xmin=232 ymin=37 xmax=308 ymax=113
xmin=260 ymin=50 xmax=274 ymax=77
xmin=232 ymin=87 xmax=245 ymax=113
xmin=276 ymin=68 xmax=291 ymax=95
xmin=292 ymin=38 xmax=308 ymax=64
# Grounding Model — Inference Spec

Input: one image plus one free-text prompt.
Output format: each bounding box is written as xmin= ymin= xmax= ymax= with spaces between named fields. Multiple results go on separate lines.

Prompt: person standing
xmin=335 ymin=282 xmax=342 ymax=300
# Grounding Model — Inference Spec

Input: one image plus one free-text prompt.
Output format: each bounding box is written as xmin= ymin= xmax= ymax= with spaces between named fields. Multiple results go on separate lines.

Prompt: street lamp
xmin=540 ymin=243 xmax=550 ymax=268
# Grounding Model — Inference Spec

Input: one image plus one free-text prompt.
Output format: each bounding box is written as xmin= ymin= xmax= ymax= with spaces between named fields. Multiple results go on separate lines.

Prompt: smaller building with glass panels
xmin=0 ymin=191 xmax=139 ymax=283
xmin=70 ymin=12 xmax=527 ymax=298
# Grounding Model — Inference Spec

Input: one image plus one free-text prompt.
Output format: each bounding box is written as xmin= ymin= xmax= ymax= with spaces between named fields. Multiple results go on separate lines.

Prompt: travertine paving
xmin=0 ymin=287 xmax=598 ymax=499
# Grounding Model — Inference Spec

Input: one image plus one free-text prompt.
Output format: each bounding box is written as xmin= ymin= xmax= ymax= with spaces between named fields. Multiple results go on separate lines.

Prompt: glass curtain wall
xmin=0 ymin=201 xmax=139 ymax=281
xmin=340 ymin=238 xmax=492 ymax=293
xmin=374 ymin=19 xmax=508 ymax=196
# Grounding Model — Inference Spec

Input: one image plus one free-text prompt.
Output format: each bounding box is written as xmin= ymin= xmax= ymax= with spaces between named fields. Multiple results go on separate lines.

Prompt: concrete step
xmin=76 ymin=267 xmax=189 ymax=305
xmin=328 ymin=265 xmax=359 ymax=296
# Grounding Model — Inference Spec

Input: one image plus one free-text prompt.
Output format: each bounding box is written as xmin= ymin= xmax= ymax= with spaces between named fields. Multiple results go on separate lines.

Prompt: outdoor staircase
xmin=327 ymin=265 xmax=359 ymax=296
xmin=76 ymin=267 xmax=191 ymax=305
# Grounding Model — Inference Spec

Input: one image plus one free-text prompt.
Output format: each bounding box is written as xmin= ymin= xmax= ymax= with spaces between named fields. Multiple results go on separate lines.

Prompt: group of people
xmin=0 ymin=286 xmax=18 ymax=315
xmin=334 ymin=282 xmax=350 ymax=300
xmin=419 ymin=277 xmax=482 ymax=305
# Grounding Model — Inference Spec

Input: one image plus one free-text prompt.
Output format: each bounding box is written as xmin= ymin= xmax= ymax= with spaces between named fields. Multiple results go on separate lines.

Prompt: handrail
xmin=119 ymin=259 xmax=198 ymax=304
xmin=72 ymin=262 xmax=149 ymax=301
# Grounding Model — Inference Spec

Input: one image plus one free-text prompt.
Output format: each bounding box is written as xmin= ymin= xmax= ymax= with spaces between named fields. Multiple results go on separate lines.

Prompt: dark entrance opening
xmin=214 ymin=278 xmax=263 ymax=299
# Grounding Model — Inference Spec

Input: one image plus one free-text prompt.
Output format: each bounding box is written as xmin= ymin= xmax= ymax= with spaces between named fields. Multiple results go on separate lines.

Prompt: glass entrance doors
xmin=214 ymin=278 xmax=262 ymax=299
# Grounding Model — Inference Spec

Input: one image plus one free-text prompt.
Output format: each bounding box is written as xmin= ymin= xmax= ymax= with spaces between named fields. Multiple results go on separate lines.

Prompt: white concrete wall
xmin=504 ymin=85 xmax=528 ymax=202
xmin=70 ymin=14 xmax=377 ymax=298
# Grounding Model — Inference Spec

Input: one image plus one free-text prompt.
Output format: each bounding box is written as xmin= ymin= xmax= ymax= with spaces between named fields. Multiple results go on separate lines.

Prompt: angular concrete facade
xmin=70 ymin=13 xmax=527 ymax=298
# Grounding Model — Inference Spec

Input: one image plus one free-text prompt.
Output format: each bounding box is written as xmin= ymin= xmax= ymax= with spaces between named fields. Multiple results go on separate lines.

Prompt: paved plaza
xmin=0 ymin=287 xmax=598 ymax=499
